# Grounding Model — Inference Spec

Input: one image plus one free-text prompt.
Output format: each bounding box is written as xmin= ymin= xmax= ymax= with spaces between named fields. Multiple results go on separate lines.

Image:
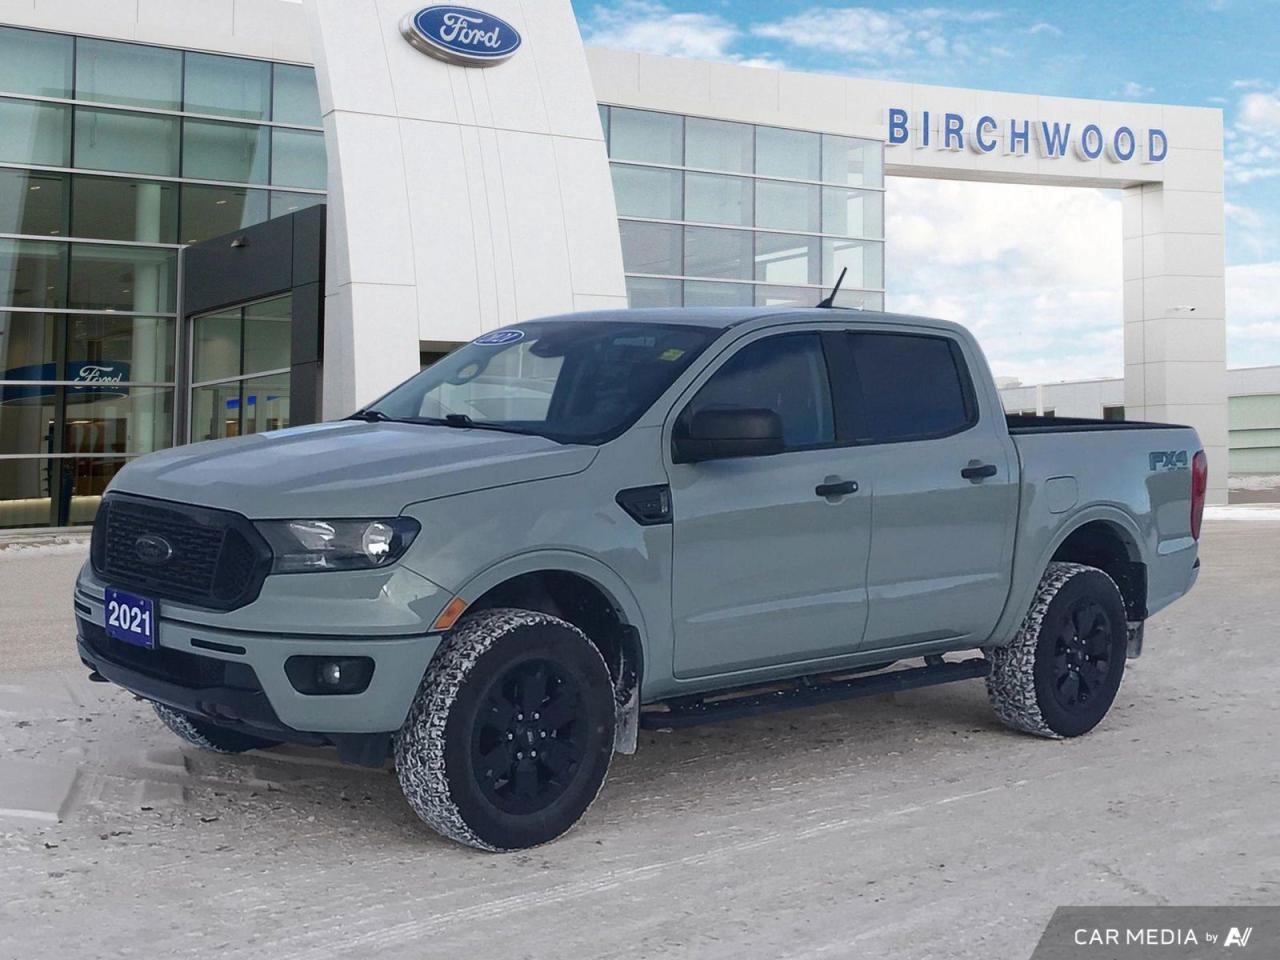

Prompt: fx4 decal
xmin=1149 ymin=450 xmax=1189 ymax=471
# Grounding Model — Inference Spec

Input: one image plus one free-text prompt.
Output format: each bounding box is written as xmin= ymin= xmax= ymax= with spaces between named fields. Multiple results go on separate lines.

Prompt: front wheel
xmin=152 ymin=703 xmax=279 ymax=753
xmin=986 ymin=562 xmax=1128 ymax=738
xmin=395 ymin=608 xmax=615 ymax=851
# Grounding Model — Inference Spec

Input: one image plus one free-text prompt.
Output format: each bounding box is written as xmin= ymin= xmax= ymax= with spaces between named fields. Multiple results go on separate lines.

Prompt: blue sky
xmin=571 ymin=0 xmax=1280 ymax=382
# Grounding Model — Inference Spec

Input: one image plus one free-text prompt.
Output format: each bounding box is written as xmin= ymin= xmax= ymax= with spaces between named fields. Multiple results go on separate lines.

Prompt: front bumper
xmin=74 ymin=567 xmax=442 ymax=745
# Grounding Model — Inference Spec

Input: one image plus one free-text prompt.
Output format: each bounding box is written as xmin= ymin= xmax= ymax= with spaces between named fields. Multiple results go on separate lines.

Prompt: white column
xmin=1122 ymin=180 xmax=1228 ymax=505
xmin=130 ymin=182 xmax=165 ymax=453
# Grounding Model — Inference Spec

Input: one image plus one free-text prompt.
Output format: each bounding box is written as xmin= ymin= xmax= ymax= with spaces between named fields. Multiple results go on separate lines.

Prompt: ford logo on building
xmin=400 ymin=6 xmax=522 ymax=66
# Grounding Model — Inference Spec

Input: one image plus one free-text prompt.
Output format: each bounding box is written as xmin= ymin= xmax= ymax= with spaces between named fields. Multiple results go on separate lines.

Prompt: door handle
xmin=815 ymin=479 xmax=858 ymax=498
xmin=961 ymin=462 xmax=998 ymax=481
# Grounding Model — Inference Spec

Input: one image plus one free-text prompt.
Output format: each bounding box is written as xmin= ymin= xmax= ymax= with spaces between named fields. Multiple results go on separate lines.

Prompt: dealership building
xmin=0 ymin=0 xmax=1235 ymax=528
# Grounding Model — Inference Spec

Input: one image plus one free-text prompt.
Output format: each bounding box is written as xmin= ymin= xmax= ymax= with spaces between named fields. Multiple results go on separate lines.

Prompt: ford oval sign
xmin=400 ymin=6 xmax=522 ymax=66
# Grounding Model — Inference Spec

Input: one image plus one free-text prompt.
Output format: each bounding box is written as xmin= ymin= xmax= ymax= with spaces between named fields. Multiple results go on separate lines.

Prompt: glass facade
xmin=601 ymin=105 xmax=885 ymax=310
xmin=0 ymin=24 xmax=324 ymax=527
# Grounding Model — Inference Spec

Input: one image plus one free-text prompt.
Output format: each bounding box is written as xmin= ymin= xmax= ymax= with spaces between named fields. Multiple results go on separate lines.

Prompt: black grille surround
xmin=91 ymin=493 xmax=274 ymax=611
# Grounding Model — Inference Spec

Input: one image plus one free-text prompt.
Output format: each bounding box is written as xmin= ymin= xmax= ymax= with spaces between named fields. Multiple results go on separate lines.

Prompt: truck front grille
xmin=91 ymin=494 xmax=273 ymax=610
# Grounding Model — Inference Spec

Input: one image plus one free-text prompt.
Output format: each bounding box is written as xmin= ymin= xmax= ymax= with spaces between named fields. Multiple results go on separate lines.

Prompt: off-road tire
xmin=151 ymin=703 xmax=279 ymax=753
xmin=986 ymin=561 xmax=1128 ymax=738
xmin=395 ymin=608 xmax=615 ymax=851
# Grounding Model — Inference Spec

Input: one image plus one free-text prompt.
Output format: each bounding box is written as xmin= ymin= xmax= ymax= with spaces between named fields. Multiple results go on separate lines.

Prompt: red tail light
xmin=1190 ymin=450 xmax=1208 ymax=540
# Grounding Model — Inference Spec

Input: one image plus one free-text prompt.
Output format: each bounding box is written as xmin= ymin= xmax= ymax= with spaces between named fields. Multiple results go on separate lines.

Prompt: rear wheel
xmin=151 ymin=703 xmax=279 ymax=754
xmin=395 ymin=608 xmax=615 ymax=851
xmin=986 ymin=562 xmax=1128 ymax=738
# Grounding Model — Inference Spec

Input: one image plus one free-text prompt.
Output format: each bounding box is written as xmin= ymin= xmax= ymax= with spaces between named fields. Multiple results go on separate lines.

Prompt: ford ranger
xmin=74 ymin=307 xmax=1206 ymax=850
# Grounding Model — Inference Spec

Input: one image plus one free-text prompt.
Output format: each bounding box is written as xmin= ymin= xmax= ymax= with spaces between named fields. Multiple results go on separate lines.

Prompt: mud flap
xmin=1126 ymin=621 xmax=1144 ymax=659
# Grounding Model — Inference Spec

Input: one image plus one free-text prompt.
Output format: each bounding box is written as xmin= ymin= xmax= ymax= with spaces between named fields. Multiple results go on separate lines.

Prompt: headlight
xmin=256 ymin=518 xmax=420 ymax=573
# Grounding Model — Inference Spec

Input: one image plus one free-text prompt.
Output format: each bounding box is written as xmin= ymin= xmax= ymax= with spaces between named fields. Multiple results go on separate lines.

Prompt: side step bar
xmin=640 ymin=657 xmax=991 ymax=731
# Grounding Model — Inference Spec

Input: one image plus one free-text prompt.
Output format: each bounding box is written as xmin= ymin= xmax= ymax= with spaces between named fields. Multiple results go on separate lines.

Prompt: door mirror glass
xmin=673 ymin=407 xmax=784 ymax=463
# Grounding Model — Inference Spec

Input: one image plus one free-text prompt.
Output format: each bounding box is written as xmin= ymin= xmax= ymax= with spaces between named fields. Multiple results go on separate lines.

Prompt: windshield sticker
xmin=474 ymin=329 xmax=524 ymax=345
xmin=659 ymin=348 xmax=686 ymax=362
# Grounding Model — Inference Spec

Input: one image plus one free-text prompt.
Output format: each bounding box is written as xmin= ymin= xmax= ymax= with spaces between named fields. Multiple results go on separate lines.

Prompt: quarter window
xmin=847 ymin=333 xmax=975 ymax=443
xmin=681 ymin=334 xmax=834 ymax=452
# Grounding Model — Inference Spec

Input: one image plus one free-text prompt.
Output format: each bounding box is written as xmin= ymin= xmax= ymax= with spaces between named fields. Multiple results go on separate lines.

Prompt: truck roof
xmin=536 ymin=306 xmax=955 ymax=332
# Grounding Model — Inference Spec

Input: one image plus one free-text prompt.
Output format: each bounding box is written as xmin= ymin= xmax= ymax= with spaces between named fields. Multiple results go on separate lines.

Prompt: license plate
xmin=104 ymin=588 xmax=156 ymax=649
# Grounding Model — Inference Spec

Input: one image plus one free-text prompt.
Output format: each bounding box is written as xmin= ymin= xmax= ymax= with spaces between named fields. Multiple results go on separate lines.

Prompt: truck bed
xmin=1006 ymin=414 xmax=1189 ymax=434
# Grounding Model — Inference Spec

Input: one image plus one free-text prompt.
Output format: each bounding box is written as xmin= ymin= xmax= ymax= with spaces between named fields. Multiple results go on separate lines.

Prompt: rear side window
xmin=681 ymin=332 xmax=835 ymax=451
xmin=847 ymin=332 xmax=976 ymax=443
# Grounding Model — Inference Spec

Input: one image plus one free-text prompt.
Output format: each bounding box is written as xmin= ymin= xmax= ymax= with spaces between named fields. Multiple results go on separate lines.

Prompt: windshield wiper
xmin=347 ymin=408 xmax=394 ymax=422
xmin=404 ymin=415 xmax=544 ymax=438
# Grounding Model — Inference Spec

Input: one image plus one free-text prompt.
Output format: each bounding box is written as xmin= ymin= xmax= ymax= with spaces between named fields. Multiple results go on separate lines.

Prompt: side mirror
xmin=672 ymin=408 xmax=785 ymax=464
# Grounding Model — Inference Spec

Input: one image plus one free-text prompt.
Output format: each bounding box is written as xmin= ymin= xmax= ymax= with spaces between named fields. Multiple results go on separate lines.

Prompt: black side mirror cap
xmin=672 ymin=408 xmax=785 ymax=464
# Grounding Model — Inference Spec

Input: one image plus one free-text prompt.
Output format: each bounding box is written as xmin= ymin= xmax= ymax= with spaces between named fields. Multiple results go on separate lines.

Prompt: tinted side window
xmin=681 ymin=333 xmax=834 ymax=451
xmin=848 ymin=333 xmax=975 ymax=443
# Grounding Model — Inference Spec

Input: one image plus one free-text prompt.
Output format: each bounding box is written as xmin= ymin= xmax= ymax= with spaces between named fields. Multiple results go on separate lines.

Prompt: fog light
xmin=285 ymin=656 xmax=375 ymax=695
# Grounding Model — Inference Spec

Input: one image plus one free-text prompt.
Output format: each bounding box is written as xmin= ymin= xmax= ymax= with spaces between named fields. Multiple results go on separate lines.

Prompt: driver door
xmin=667 ymin=330 xmax=872 ymax=680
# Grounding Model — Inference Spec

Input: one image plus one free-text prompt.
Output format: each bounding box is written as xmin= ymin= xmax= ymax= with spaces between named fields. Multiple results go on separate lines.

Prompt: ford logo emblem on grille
xmin=134 ymin=534 xmax=174 ymax=564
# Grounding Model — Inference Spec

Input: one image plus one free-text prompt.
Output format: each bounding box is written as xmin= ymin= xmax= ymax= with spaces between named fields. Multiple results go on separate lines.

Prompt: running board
xmin=640 ymin=657 xmax=991 ymax=731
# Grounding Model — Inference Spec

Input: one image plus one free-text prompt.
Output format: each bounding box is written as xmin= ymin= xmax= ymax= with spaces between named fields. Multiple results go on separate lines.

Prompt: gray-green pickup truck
xmin=74 ymin=307 xmax=1206 ymax=850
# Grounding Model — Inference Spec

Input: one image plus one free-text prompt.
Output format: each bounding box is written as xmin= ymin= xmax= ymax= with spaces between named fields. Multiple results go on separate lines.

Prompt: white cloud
xmin=885 ymin=177 xmax=1122 ymax=383
xmin=1119 ymin=80 xmax=1153 ymax=98
xmin=1237 ymin=90 xmax=1280 ymax=132
xmin=1225 ymin=88 xmax=1280 ymax=184
xmin=751 ymin=6 xmax=1003 ymax=66
xmin=1226 ymin=262 xmax=1280 ymax=367
xmin=1027 ymin=21 xmax=1062 ymax=36
xmin=579 ymin=1 xmax=784 ymax=66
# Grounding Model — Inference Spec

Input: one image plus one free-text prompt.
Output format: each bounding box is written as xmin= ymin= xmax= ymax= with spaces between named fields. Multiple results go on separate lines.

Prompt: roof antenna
xmin=816 ymin=267 xmax=847 ymax=309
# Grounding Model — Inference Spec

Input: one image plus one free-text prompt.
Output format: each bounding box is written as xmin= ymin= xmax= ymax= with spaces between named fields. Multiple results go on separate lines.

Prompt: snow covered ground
xmin=1 ymin=517 xmax=1277 ymax=959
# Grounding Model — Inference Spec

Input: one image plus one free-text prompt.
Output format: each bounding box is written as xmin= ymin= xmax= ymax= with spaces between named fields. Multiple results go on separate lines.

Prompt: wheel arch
xmin=451 ymin=552 xmax=647 ymax=752
xmin=1047 ymin=515 xmax=1147 ymax=622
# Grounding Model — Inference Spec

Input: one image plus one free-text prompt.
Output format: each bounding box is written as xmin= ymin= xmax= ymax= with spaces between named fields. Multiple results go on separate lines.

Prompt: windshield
xmin=365 ymin=320 xmax=719 ymax=444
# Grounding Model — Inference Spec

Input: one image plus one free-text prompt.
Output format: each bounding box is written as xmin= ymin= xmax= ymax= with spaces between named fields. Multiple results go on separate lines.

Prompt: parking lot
xmin=2 ymin=509 xmax=1278 ymax=960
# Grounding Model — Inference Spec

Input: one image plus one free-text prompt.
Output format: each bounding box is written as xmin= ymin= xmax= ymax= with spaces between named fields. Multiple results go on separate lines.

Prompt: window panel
xmin=598 ymin=104 xmax=609 ymax=144
xmin=833 ymin=289 xmax=884 ymax=311
xmin=755 ymin=126 xmax=820 ymax=181
xmin=63 ymin=386 xmax=174 ymax=455
xmin=0 ymin=169 xmax=67 ymax=237
xmin=754 ymin=284 xmax=821 ymax=307
xmin=243 ymin=294 xmax=292 ymax=376
xmin=67 ymin=315 xmax=176 ymax=382
xmin=685 ymin=172 xmax=752 ymax=227
xmin=0 ymin=26 xmax=73 ymax=98
xmin=755 ymin=233 xmax=819 ymax=285
xmin=822 ymin=238 xmax=883 ymax=288
xmin=847 ymin=333 xmax=974 ymax=443
xmin=685 ymin=117 xmax=752 ymax=173
xmin=271 ymin=129 xmax=326 ymax=189
xmin=619 ymin=221 xmax=681 ymax=276
xmin=682 ymin=333 xmax=834 ymax=451
xmin=74 ymin=107 xmax=179 ymax=176
xmin=683 ymin=280 xmax=752 ymax=307
xmin=184 ymin=119 xmax=270 ymax=184
xmin=821 ymin=187 xmax=883 ymax=238
xmin=190 ymin=380 xmax=241 ymax=441
xmin=684 ymin=226 xmax=752 ymax=281
xmin=0 ymin=238 xmax=66 ymax=309
xmin=625 ymin=276 xmax=681 ymax=308
xmin=180 ymin=184 xmax=270 ymax=244
xmin=185 ymin=52 xmax=272 ymax=121
xmin=611 ymin=164 xmax=682 ymax=220
xmin=269 ymin=190 xmax=325 ymax=219
xmin=0 ymin=97 xmax=71 ymax=166
xmin=822 ymin=135 xmax=883 ymax=188
xmin=0 ymin=397 xmax=57 ymax=455
xmin=71 ymin=176 xmax=177 ymax=243
xmin=0 ymin=456 xmax=130 ymax=527
xmin=238 ymin=371 xmax=291 ymax=436
xmin=0 ymin=312 xmax=60 ymax=376
xmin=192 ymin=307 xmax=242 ymax=384
xmin=608 ymin=108 xmax=682 ymax=165
xmin=67 ymin=244 xmax=176 ymax=313
xmin=755 ymin=179 xmax=820 ymax=232
xmin=75 ymin=38 xmax=182 ymax=111
xmin=272 ymin=64 xmax=323 ymax=126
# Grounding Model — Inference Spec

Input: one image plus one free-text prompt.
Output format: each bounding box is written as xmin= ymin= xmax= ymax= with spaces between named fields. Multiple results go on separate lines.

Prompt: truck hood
xmin=109 ymin=421 xmax=598 ymax=518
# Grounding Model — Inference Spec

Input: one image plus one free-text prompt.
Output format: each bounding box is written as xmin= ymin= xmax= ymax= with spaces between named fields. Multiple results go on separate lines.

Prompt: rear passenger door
xmin=835 ymin=330 xmax=1017 ymax=651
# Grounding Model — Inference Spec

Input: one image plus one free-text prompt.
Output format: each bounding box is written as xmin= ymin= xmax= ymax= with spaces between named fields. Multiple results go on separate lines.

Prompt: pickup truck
xmin=74 ymin=307 xmax=1206 ymax=851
